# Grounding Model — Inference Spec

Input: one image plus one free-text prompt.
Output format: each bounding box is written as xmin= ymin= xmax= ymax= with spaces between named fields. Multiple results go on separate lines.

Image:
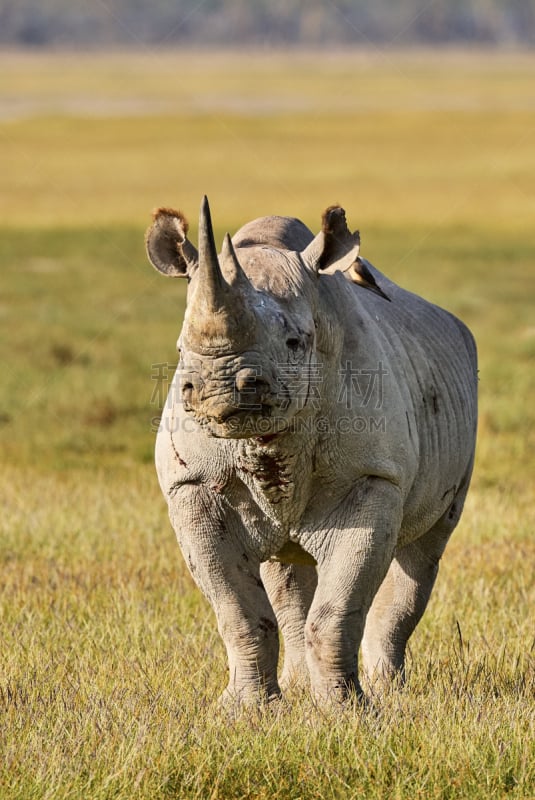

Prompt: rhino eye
xmin=286 ymin=337 xmax=300 ymax=351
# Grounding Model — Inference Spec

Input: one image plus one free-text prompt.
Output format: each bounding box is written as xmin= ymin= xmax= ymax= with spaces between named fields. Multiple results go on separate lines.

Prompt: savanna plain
xmin=1 ymin=50 xmax=534 ymax=799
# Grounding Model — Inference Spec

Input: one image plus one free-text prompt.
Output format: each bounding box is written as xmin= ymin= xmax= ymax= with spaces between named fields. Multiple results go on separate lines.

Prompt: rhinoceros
xmin=145 ymin=197 xmax=477 ymax=706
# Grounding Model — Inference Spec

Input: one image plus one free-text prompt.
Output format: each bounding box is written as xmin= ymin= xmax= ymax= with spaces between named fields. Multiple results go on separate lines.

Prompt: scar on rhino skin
xmin=170 ymin=432 xmax=187 ymax=467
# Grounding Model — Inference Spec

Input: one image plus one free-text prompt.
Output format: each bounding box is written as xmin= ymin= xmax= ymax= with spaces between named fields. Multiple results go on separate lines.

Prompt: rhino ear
xmin=145 ymin=207 xmax=199 ymax=278
xmin=301 ymin=205 xmax=360 ymax=274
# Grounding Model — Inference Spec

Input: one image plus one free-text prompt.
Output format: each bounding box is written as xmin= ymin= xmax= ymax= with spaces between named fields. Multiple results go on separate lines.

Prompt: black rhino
xmin=146 ymin=197 xmax=477 ymax=706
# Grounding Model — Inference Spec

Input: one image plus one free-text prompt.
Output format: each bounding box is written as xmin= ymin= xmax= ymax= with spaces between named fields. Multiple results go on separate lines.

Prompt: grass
xmin=1 ymin=50 xmax=535 ymax=799
xmin=2 ymin=50 xmax=535 ymax=230
xmin=2 ymin=109 xmax=535 ymax=229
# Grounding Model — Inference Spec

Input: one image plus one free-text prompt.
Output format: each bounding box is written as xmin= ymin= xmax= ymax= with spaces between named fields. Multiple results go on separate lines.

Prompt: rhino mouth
xmin=194 ymin=404 xmax=290 ymax=440
xmin=180 ymin=368 xmax=289 ymax=438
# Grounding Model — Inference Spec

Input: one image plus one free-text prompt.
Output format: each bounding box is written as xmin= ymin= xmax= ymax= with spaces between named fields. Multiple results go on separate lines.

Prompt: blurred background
xmin=1 ymin=2 xmax=534 ymax=479
xmin=1 ymin=3 xmax=535 ymax=796
xmin=2 ymin=0 xmax=535 ymax=48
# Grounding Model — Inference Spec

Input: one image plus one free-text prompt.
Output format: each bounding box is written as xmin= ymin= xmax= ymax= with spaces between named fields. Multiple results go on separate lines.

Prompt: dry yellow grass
xmin=1 ymin=50 xmax=534 ymax=799
xmin=1 ymin=50 xmax=535 ymax=230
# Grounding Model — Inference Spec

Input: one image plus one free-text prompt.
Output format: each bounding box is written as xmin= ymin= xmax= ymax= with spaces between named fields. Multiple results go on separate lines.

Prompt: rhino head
xmin=146 ymin=196 xmax=382 ymax=439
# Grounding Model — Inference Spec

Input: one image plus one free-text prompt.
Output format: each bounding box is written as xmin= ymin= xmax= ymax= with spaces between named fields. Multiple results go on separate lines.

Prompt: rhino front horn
xmin=198 ymin=195 xmax=226 ymax=309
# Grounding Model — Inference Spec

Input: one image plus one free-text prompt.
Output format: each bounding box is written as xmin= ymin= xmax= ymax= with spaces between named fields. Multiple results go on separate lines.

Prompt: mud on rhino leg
xmin=260 ymin=561 xmax=317 ymax=690
xmin=361 ymin=494 xmax=466 ymax=688
xmin=304 ymin=478 xmax=402 ymax=703
xmin=170 ymin=485 xmax=280 ymax=706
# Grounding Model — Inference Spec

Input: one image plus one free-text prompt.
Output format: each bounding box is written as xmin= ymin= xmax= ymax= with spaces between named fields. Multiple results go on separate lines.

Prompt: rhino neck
xmin=235 ymin=427 xmax=318 ymax=527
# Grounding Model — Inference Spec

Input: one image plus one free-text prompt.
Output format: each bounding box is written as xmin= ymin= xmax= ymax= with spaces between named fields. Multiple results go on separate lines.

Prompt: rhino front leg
xmin=304 ymin=478 xmax=402 ymax=702
xmin=170 ymin=485 xmax=280 ymax=707
xmin=260 ymin=561 xmax=317 ymax=690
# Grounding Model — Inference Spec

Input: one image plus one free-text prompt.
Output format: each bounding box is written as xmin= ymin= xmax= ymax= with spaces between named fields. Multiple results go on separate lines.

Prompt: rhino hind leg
xmin=260 ymin=561 xmax=317 ymax=690
xmin=361 ymin=506 xmax=462 ymax=689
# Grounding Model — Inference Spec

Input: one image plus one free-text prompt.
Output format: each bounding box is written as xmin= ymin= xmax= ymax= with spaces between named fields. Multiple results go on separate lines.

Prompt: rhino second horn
xmin=220 ymin=233 xmax=252 ymax=290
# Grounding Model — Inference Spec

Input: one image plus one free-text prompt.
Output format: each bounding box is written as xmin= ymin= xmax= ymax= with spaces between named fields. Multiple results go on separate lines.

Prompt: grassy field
xmin=1 ymin=50 xmax=534 ymax=799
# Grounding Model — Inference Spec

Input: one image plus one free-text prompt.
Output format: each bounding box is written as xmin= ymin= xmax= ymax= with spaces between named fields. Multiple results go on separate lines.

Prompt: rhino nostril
xmin=235 ymin=368 xmax=268 ymax=394
xmin=237 ymin=377 xmax=257 ymax=391
xmin=182 ymin=382 xmax=194 ymax=404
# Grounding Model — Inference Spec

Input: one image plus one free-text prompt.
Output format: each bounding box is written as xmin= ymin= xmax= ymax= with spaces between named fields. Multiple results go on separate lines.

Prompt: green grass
xmin=1 ymin=51 xmax=535 ymax=799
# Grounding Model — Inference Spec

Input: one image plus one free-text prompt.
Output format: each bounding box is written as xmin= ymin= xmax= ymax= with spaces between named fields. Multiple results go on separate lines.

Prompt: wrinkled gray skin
xmin=145 ymin=197 xmax=478 ymax=707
